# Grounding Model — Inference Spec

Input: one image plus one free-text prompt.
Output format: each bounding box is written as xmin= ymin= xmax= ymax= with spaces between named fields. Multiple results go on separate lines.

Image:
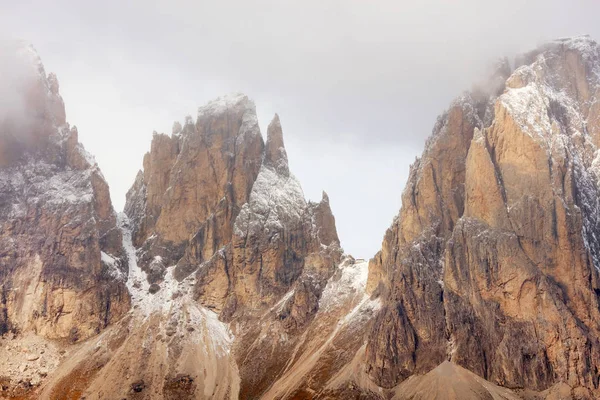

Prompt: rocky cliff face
xmin=123 ymin=94 xmax=342 ymax=318
xmin=6 ymin=35 xmax=600 ymax=400
xmin=0 ymin=42 xmax=129 ymax=394
xmin=30 ymin=92 xmax=363 ymax=399
xmin=121 ymin=94 xmax=351 ymax=398
xmin=365 ymin=35 xmax=600 ymax=398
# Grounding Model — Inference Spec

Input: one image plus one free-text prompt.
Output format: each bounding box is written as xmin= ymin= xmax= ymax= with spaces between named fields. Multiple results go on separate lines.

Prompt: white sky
xmin=2 ymin=0 xmax=600 ymax=258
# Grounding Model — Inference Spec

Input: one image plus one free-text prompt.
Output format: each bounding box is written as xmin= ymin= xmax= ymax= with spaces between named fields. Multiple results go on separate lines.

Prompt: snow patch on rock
xmin=101 ymin=251 xmax=125 ymax=281
xmin=0 ymin=160 xmax=98 ymax=218
xmin=197 ymin=92 xmax=250 ymax=118
xmin=234 ymin=164 xmax=307 ymax=237
xmin=119 ymin=213 xmax=235 ymax=356
xmin=319 ymin=258 xmax=370 ymax=309
xmin=319 ymin=258 xmax=380 ymax=326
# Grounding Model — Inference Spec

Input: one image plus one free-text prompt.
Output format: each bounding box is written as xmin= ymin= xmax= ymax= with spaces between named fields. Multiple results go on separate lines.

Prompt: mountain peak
xmin=265 ymin=113 xmax=289 ymax=176
xmin=553 ymin=34 xmax=596 ymax=47
xmin=0 ymin=39 xmax=45 ymax=78
xmin=366 ymin=33 xmax=600 ymax=396
xmin=197 ymin=92 xmax=254 ymax=119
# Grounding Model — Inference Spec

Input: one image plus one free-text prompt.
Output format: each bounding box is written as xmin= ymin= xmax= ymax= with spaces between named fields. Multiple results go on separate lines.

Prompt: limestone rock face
xmin=365 ymin=35 xmax=600 ymax=397
xmin=0 ymin=42 xmax=129 ymax=345
xmin=37 ymin=220 xmax=241 ymax=400
xmin=10 ymin=35 xmax=600 ymax=399
xmin=264 ymin=113 xmax=289 ymax=176
xmin=119 ymin=96 xmax=348 ymax=397
xmin=124 ymin=96 xmax=341 ymax=308
xmin=28 ymin=93 xmax=356 ymax=400
xmin=125 ymin=94 xmax=264 ymax=271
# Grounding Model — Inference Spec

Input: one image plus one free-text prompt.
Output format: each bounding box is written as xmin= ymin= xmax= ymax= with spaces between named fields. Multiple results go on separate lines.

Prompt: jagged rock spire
xmin=311 ymin=190 xmax=340 ymax=247
xmin=265 ymin=113 xmax=289 ymax=176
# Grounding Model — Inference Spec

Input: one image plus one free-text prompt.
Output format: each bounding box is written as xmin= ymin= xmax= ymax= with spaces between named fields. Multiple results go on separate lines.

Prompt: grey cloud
xmin=0 ymin=40 xmax=39 ymax=126
xmin=1 ymin=0 xmax=599 ymax=257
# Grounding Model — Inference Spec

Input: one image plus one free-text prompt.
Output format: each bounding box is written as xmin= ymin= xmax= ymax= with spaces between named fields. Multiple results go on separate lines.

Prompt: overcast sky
xmin=1 ymin=0 xmax=599 ymax=258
